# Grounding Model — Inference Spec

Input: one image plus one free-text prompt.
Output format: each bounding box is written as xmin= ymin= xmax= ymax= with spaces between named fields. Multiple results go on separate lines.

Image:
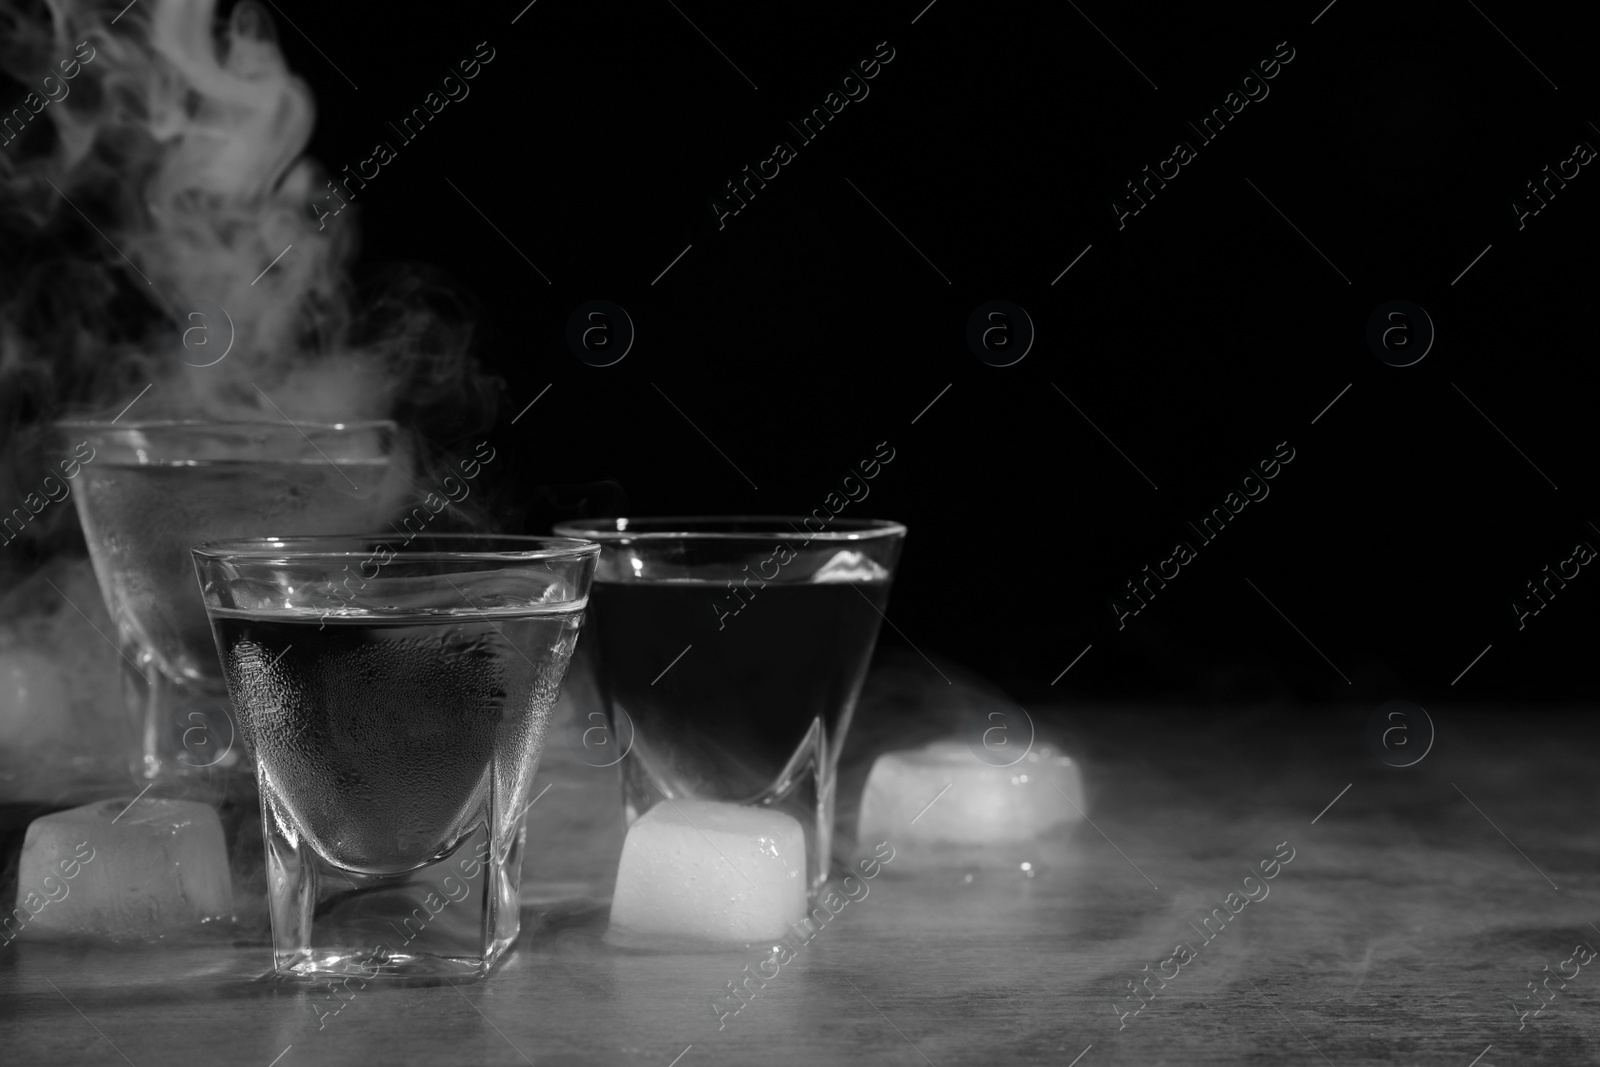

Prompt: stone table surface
xmin=1 ymin=706 xmax=1595 ymax=1066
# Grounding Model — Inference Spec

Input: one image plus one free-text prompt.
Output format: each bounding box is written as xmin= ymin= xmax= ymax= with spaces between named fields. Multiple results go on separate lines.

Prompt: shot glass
xmin=191 ymin=534 xmax=598 ymax=978
xmin=58 ymin=419 xmax=408 ymax=787
xmin=551 ymin=516 xmax=906 ymax=893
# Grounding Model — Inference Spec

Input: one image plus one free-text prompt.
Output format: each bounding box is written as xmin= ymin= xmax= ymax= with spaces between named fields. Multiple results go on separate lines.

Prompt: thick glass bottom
xmin=264 ymin=813 xmax=526 ymax=980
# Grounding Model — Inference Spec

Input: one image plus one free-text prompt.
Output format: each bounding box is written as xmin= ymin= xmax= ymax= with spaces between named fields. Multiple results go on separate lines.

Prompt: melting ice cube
xmin=607 ymin=799 xmax=807 ymax=945
xmin=858 ymin=739 xmax=1086 ymax=846
xmin=12 ymin=798 xmax=233 ymax=940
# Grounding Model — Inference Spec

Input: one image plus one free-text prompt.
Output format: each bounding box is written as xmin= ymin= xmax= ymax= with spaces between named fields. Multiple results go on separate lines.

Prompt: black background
xmin=68 ymin=1 xmax=1600 ymax=708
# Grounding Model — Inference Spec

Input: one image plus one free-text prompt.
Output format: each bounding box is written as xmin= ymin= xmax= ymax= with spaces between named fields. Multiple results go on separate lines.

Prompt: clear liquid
xmin=210 ymin=609 xmax=580 ymax=875
xmin=75 ymin=459 xmax=397 ymax=682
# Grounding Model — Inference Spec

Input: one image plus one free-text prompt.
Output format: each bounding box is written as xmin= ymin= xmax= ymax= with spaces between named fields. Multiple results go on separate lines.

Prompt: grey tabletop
xmin=2 ymin=704 xmax=1594 ymax=1066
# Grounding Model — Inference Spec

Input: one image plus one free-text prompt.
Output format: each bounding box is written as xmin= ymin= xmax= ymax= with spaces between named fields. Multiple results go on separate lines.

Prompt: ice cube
xmin=12 ymin=798 xmax=233 ymax=940
xmin=607 ymin=799 xmax=807 ymax=945
xmin=858 ymin=739 xmax=1086 ymax=846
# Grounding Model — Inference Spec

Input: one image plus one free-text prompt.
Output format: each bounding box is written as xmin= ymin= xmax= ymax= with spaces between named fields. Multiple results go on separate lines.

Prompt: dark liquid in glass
xmin=588 ymin=580 xmax=889 ymax=796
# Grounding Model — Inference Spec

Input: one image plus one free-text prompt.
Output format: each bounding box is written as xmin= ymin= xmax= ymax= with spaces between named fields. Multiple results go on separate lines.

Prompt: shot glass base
xmin=274 ymin=946 xmax=507 ymax=980
xmin=264 ymin=820 xmax=527 ymax=981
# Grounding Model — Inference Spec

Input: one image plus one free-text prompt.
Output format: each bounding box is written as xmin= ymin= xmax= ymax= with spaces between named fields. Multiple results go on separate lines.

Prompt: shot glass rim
xmin=552 ymin=515 xmax=907 ymax=542
xmin=53 ymin=417 xmax=399 ymax=433
xmin=191 ymin=532 xmax=601 ymax=565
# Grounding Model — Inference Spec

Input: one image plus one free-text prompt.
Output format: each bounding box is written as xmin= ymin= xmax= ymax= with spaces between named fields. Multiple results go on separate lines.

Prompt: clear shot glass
xmin=191 ymin=534 xmax=598 ymax=978
xmin=551 ymin=516 xmax=906 ymax=894
xmin=57 ymin=419 xmax=406 ymax=787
